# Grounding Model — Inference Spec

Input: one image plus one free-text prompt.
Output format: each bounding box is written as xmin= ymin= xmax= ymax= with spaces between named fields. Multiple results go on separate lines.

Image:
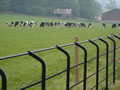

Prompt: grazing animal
xmin=54 ymin=22 xmax=61 ymax=26
xmin=6 ymin=21 xmax=37 ymax=28
xmin=20 ymin=21 xmax=24 ymax=27
xmin=118 ymin=24 xmax=120 ymax=28
xmin=102 ymin=23 xmax=106 ymax=28
xmin=11 ymin=21 xmax=14 ymax=26
xmin=64 ymin=23 xmax=80 ymax=28
xmin=29 ymin=21 xmax=37 ymax=27
xmin=23 ymin=21 xmax=29 ymax=27
xmin=80 ymin=23 xmax=86 ymax=27
xmin=14 ymin=21 xmax=19 ymax=27
xmin=40 ymin=22 xmax=46 ymax=27
xmin=50 ymin=22 xmax=53 ymax=26
xmin=112 ymin=24 xmax=116 ymax=28
xmin=6 ymin=21 xmax=10 ymax=27
xmin=6 ymin=21 xmax=13 ymax=27
xmin=88 ymin=23 xmax=92 ymax=28
xmin=64 ymin=23 xmax=73 ymax=27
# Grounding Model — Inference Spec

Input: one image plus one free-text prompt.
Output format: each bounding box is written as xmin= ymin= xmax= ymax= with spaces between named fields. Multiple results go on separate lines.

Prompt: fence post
xmin=74 ymin=36 xmax=80 ymax=90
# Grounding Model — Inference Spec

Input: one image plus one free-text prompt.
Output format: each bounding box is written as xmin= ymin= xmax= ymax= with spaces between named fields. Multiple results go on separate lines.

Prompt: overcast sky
xmin=98 ymin=0 xmax=120 ymax=11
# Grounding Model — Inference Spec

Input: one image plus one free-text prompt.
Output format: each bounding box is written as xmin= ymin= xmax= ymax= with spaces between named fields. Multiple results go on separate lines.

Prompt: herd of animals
xmin=6 ymin=21 xmax=120 ymax=29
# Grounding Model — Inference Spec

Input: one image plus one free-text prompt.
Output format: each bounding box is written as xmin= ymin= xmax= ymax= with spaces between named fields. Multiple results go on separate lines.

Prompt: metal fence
xmin=0 ymin=34 xmax=120 ymax=90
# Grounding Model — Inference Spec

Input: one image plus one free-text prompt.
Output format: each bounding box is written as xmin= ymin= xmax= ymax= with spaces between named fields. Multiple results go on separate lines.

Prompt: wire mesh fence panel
xmin=0 ymin=34 xmax=120 ymax=90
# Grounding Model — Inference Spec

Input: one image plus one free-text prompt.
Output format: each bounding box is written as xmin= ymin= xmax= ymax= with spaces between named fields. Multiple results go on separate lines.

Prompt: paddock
xmin=0 ymin=14 xmax=120 ymax=90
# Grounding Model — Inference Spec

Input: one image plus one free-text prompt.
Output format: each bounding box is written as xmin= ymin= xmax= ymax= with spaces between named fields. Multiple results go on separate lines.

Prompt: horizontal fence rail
xmin=0 ymin=33 xmax=120 ymax=90
xmin=1 ymin=33 xmax=120 ymax=60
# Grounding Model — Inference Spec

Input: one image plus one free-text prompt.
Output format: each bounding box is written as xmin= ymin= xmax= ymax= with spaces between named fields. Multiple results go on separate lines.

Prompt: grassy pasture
xmin=0 ymin=14 xmax=120 ymax=90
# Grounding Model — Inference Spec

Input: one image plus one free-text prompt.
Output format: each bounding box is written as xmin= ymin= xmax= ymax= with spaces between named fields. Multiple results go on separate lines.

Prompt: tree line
xmin=0 ymin=0 xmax=102 ymax=19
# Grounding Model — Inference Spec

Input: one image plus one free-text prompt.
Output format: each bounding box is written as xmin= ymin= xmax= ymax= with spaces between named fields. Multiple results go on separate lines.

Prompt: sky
xmin=98 ymin=0 xmax=120 ymax=12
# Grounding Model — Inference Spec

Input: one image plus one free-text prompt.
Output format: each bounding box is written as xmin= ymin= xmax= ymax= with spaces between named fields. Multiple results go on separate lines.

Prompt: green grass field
xmin=0 ymin=13 xmax=120 ymax=90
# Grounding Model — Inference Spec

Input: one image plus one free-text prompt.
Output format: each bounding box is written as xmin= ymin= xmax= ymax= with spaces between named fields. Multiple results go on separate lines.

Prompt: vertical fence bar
xmin=111 ymin=34 xmax=114 ymax=62
xmin=27 ymin=51 xmax=46 ymax=90
xmin=56 ymin=45 xmax=70 ymax=90
xmin=75 ymin=42 xmax=87 ymax=90
xmin=107 ymin=36 xmax=116 ymax=84
xmin=89 ymin=40 xmax=99 ymax=90
xmin=99 ymin=38 xmax=109 ymax=90
xmin=74 ymin=36 xmax=80 ymax=90
xmin=0 ymin=69 xmax=7 ymax=90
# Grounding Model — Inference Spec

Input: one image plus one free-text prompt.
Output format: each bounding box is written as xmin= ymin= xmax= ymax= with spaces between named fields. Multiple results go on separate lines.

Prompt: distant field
xmin=0 ymin=14 xmax=120 ymax=90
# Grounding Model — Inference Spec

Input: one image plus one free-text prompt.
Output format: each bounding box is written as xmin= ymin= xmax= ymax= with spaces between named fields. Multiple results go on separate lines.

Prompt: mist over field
xmin=98 ymin=0 xmax=120 ymax=12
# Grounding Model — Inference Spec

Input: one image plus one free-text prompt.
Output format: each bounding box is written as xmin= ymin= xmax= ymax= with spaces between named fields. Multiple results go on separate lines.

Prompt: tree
xmin=105 ymin=0 xmax=117 ymax=11
xmin=0 ymin=0 xmax=9 ymax=12
xmin=67 ymin=0 xmax=80 ymax=17
xmin=9 ymin=0 xmax=27 ymax=13
xmin=1 ymin=0 xmax=102 ymax=19
xmin=79 ymin=0 xmax=102 ymax=19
